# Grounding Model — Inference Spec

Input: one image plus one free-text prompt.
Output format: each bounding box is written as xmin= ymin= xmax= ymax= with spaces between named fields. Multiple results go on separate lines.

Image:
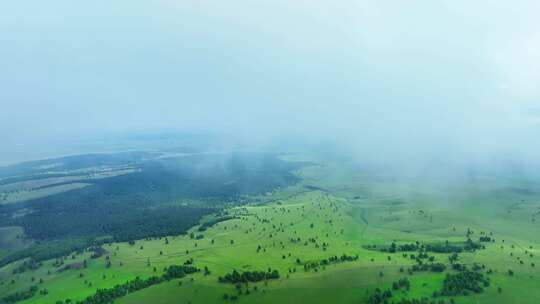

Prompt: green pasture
xmin=2 ymin=159 xmax=540 ymax=303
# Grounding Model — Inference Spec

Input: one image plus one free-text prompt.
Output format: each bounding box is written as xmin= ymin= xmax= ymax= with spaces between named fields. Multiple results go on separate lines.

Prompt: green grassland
xmin=2 ymin=159 xmax=540 ymax=303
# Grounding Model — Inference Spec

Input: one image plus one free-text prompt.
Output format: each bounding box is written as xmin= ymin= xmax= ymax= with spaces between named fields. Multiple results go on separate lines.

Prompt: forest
xmin=0 ymin=152 xmax=303 ymax=267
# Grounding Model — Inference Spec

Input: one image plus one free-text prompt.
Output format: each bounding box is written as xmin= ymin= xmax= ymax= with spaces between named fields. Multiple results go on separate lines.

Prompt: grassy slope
xmin=1 ymin=160 xmax=540 ymax=303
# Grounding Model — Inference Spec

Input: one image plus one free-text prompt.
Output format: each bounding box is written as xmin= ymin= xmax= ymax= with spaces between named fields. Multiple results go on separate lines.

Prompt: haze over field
xmin=2 ymin=0 xmax=540 ymax=168
xmin=4 ymin=2 xmax=540 ymax=304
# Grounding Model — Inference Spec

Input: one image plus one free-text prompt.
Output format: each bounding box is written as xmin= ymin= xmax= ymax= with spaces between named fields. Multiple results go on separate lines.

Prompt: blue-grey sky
xmin=1 ymin=1 xmax=539 ymax=165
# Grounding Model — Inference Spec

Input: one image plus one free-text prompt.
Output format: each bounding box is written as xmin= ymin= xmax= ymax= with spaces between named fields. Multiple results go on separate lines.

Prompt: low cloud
xmin=1 ymin=0 xmax=539 ymax=171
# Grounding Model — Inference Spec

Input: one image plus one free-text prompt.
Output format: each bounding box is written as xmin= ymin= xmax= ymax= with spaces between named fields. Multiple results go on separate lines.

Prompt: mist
xmin=2 ymin=0 xmax=540 ymax=171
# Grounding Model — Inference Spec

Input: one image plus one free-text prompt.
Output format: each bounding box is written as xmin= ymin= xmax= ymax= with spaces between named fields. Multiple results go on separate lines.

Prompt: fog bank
xmin=1 ymin=1 xmax=539 ymax=169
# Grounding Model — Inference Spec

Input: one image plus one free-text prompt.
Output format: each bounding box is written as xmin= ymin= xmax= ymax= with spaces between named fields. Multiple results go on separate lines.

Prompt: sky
xmin=1 ymin=1 xmax=539 ymax=167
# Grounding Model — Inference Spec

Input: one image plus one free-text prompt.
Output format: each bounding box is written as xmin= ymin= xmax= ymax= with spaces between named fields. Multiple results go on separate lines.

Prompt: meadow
xmin=1 ymin=156 xmax=540 ymax=303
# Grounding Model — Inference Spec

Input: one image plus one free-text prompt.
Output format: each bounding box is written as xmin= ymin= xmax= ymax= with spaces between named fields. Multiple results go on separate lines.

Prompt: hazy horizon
xmin=2 ymin=1 xmax=540 ymax=169
xmin=3 ymin=4 xmax=540 ymax=303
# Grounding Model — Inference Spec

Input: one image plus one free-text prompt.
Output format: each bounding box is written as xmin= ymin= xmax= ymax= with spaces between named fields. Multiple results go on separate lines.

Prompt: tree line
xmin=1 ymin=285 xmax=38 ymax=304
xmin=218 ymin=269 xmax=280 ymax=284
xmin=55 ymin=264 xmax=199 ymax=304
xmin=377 ymin=238 xmax=484 ymax=255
